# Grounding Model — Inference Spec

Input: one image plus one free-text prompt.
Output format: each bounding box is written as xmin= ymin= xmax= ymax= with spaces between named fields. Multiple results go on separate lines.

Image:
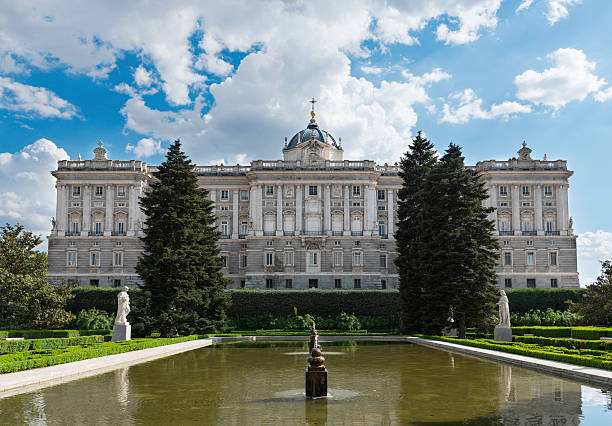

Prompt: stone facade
xmin=47 ymin=115 xmax=578 ymax=289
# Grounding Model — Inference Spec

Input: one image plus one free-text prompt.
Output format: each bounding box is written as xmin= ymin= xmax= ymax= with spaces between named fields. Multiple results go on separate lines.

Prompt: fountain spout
xmin=306 ymin=325 xmax=327 ymax=398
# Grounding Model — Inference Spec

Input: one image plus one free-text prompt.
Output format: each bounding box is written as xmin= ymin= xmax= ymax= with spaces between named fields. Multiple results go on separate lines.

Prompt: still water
xmin=0 ymin=341 xmax=610 ymax=425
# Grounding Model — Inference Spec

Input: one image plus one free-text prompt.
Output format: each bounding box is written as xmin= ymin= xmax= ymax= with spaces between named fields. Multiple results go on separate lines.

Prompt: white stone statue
xmin=497 ymin=290 xmax=510 ymax=327
xmin=115 ymin=286 xmax=131 ymax=325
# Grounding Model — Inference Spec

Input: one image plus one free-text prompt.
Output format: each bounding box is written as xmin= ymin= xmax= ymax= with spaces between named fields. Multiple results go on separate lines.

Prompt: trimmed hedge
xmin=570 ymin=327 xmax=612 ymax=340
xmin=505 ymin=288 xmax=585 ymax=314
xmin=511 ymin=326 xmax=612 ymax=339
xmin=421 ymin=335 xmax=612 ymax=371
xmin=0 ymin=335 xmax=104 ymax=354
xmin=3 ymin=330 xmax=81 ymax=339
xmin=515 ymin=335 xmax=612 ymax=351
xmin=0 ymin=335 xmax=199 ymax=373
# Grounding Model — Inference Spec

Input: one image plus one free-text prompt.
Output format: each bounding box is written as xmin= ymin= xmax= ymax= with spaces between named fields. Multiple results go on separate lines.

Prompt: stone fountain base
xmin=306 ymin=369 xmax=328 ymax=398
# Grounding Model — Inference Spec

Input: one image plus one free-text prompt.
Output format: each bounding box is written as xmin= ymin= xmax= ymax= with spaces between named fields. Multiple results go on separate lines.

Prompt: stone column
xmin=255 ymin=185 xmax=263 ymax=236
xmin=232 ymin=189 xmax=239 ymax=238
xmin=387 ymin=189 xmax=394 ymax=237
xmin=343 ymin=185 xmax=350 ymax=236
xmin=82 ymin=185 xmax=91 ymax=236
xmin=104 ymin=184 xmax=113 ymax=236
xmin=364 ymin=185 xmax=376 ymax=236
xmin=56 ymin=184 xmax=68 ymax=234
xmin=512 ymin=185 xmax=520 ymax=235
xmin=296 ymin=185 xmax=303 ymax=235
xmin=559 ymin=184 xmax=569 ymax=235
xmin=249 ymin=185 xmax=256 ymax=235
xmin=535 ymin=184 xmax=543 ymax=235
xmin=276 ymin=184 xmax=283 ymax=236
xmin=128 ymin=184 xmax=137 ymax=236
xmin=487 ymin=184 xmax=498 ymax=232
xmin=324 ymin=184 xmax=331 ymax=235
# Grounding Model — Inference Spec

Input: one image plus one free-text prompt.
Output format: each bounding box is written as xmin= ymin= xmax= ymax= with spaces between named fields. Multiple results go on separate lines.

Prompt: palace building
xmin=47 ymin=105 xmax=579 ymax=289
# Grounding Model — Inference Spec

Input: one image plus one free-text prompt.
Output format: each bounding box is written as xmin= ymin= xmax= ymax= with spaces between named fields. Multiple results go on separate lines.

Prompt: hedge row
xmin=514 ymin=335 xmax=612 ymax=351
xmin=0 ymin=335 xmax=104 ymax=354
xmin=421 ymin=335 xmax=612 ymax=371
xmin=66 ymin=287 xmax=587 ymax=325
xmin=0 ymin=335 xmax=199 ymax=374
xmin=511 ymin=326 xmax=612 ymax=339
xmin=0 ymin=329 xmax=111 ymax=339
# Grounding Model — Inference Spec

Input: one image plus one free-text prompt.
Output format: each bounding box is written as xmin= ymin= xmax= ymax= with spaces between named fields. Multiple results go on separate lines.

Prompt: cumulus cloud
xmin=402 ymin=68 xmax=452 ymax=86
xmin=0 ymin=77 xmax=78 ymax=119
xmin=577 ymin=230 xmax=612 ymax=286
xmin=515 ymin=0 xmax=534 ymax=13
xmin=0 ymin=139 xmax=69 ymax=245
xmin=594 ymin=86 xmax=612 ymax=103
xmin=441 ymin=89 xmax=532 ymax=124
xmin=515 ymin=48 xmax=606 ymax=110
xmin=361 ymin=66 xmax=384 ymax=75
xmin=134 ymin=65 xmax=154 ymax=87
xmin=125 ymin=138 xmax=166 ymax=158
xmin=515 ymin=0 xmax=580 ymax=25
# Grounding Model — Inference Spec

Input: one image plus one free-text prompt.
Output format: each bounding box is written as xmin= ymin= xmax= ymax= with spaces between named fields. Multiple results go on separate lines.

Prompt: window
xmin=378 ymin=205 xmax=386 ymax=211
xmin=89 ymin=279 xmax=99 ymax=287
xmin=266 ymin=240 xmax=273 ymax=246
xmin=240 ymin=280 xmax=246 ymax=288
xmin=380 ymin=279 xmax=387 ymax=289
xmin=72 ymin=202 xmax=81 ymax=207
xmin=499 ymin=186 xmax=508 ymax=196
xmin=285 ymin=279 xmax=292 ymax=289
xmin=221 ymin=221 xmax=229 ymax=236
xmin=240 ymin=222 xmax=248 ymax=235
xmin=241 ymin=255 xmax=247 ymax=268
xmin=378 ymin=220 xmax=386 ymax=236
xmin=113 ymin=279 xmax=121 ymax=288
xmin=500 ymin=202 xmax=509 ymax=207
xmin=504 ymin=278 xmax=512 ymax=288
xmin=352 ymin=202 xmax=361 ymax=207
xmin=67 ymin=252 xmax=77 ymax=266
xmin=526 ymin=252 xmax=535 ymax=266
xmin=503 ymin=252 xmax=512 ymax=266
xmin=117 ymin=222 xmax=125 ymax=234
xmin=309 ymin=279 xmax=318 ymax=289
xmin=72 ymin=186 xmax=81 ymax=196
xmin=549 ymin=252 xmax=558 ymax=266
xmin=95 ymin=186 xmax=103 ymax=196
xmin=90 ymin=252 xmax=99 ymax=267
xmin=265 ymin=252 xmax=274 ymax=266
xmin=333 ymin=251 xmax=343 ymax=266
xmin=377 ymin=190 xmax=385 ymax=200
xmin=522 ymin=186 xmax=530 ymax=196
xmin=221 ymin=190 xmax=229 ymax=200
xmin=379 ymin=254 xmax=387 ymax=268
xmin=221 ymin=255 xmax=228 ymax=268
xmin=309 ymin=185 xmax=318 ymax=196
xmin=522 ymin=221 xmax=532 ymax=231
xmin=352 ymin=185 xmax=361 ymax=196
xmin=95 ymin=222 xmax=102 ymax=234
xmin=266 ymin=185 xmax=274 ymax=196
xmin=503 ymin=240 xmax=510 ymax=246
xmin=286 ymin=241 xmax=292 ymax=246
xmin=354 ymin=279 xmax=361 ymax=289
xmin=544 ymin=202 xmax=553 ymax=207
xmin=117 ymin=186 xmax=126 ymax=196
xmin=92 ymin=241 xmax=99 ymax=246
xmin=334 ymin=240 xmax=341 ymax=246
xmin=69 ymin=241 xmax=76 ymax=246
xmin=334 ymin=279 xmax=342 ymax=289
xmin=308 ymin=252 xmax=318 ymax=265
xmin=220 ymin=206 xmax=229 ymax=211
xmin=500 ymin=221 xmax=510 ymax=232
xmin=116 ymin=241 xmax=122 ymax=246
xmin=284 ymin=252 xmax=294 ymax=266
xmin=114 ymin=252 xmax=123 ymax=267
xmin=94 ymin=202 xmax=104 ymax=207
xmin=546 ymin=221 xmax=554 ymax=232
xmin=353 ymin=251 xmax=362 ymax=266
xmin=550 ymin=278 xmax=558 ymax=288
xmin=354 ymin=241 xmax=360 ymax=247
xmin=240 ymin=190 xmax=249 ymax=201
xmin=117 ymin=202 xmax=126 ymax=207
xmin=527 ymin=279 xmax=536 ymax=288
xmin=72 ymin=221 xmax=80 ymax=234
xmin=521 ymin=202 xmax=531 ymax=207
xmin=266 ymin=278 xmax=274 ymax=289
xmin=526 ymin=240 xmax=533 ymax=246
xmin=544 ymin=185 xmax=552 ymax=196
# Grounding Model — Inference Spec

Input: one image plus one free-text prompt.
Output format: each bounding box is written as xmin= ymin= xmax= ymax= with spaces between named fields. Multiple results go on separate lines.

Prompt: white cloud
xmin=361 ymin=66 xmax=384 ymax=75
xmin=515 ymin=0 xmax=534 ymax=13
xmin=0 ymin=139 xmax=69 ymax=245
xmin=125 ymin=138 xmax=166 ymax=158
xmin=113 ymin=83 xmax=138 ymax=97
xmin=594 ymin=86 xmax=612 ymax=103
xmin=134 ymin=65 xmax=154 ymax=87
xmin=0 ymin=77 xmax=78 ymax=119
xmin=577 ymin=230 xmax=612 ymax=286
xmin=441 ymin=89 xmax=532 ymax=123
xmin=515 ymin=0 xmax=580 ymax=25
xmin=515 ymin=48 xmax=606 ymax=110
xmin=402 ymin=68 xmax=452 ymax=85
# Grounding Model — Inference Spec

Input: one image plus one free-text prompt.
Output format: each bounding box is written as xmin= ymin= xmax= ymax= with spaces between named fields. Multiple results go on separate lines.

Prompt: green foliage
xmin=569 ymin=260 xmax=612 ymax=326
xmin=75 ymin=308 xmax=113 ymax=330
xmin=515 ymin=335 xmax=612 ymax=351
xmin=510 ymin=309 xmax=582 ymax=326
xmin=507 ymin=288 xmax=585 ymax=314
xmin=0 ymin=335 xmax=199 ymax=373
xmin=4 ymin=329 xmax=81 ymax=339
xmin=136 ymin=141 xmax=230 ymax=336
xmin=0 ymin=223 xmax=75 ymax=329
xmin=510 ymin=326 xmax=612 ymax=340
xmin=335 ymin=312 xmax=361 ymax=331
xmin=395 ymin=131 xmax=438 ymax=333
xmin=0 ymin=335 xmax=104 ymax=354
xmin=570 ymin=327 xmax=612 ymax=340
xmin=422 ymin=335 xmax=612 ymax=370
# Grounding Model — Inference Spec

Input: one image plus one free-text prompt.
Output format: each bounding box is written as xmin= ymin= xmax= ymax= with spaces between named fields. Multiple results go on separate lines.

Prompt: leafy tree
xmin=418 ymin=144 xmax=499 ymax=337
xmin=570 ymin=260 xmax=612 ymax=325
xmin=0 ymin=223 xmax=75 ymax=329
xmin=395 ymin=131 xmax=437 ymax=333
xmin=136 ymin=140 xmax=230 ymax=336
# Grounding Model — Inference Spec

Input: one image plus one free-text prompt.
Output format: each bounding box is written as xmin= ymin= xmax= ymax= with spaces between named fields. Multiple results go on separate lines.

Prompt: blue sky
xmin=0 ymin=0 xmax=610 ymax=285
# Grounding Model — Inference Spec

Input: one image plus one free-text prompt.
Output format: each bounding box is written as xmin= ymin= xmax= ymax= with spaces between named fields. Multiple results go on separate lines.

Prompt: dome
xmin=286 ymin=118 xmax=340 ymax=150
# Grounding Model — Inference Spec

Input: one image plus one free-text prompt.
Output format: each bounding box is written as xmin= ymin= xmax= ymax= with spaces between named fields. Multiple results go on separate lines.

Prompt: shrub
xmin=515 ymin=335 xmax=612 ymax=351
xmin=505 ymin=288 xmax=585 ymax=314
xmin=510 ymin=309 xmax=582 ymax=326
xmin=75 ymin=309 xmax=113 ymax=330
xmin=570 ymin=327 xmax=612 ymax=340
xmin=336 ymin=312 xmax=361 ymax=331
xmin=0 ymin=335 xmax=104 ymax=354
xmin=569 ymin=260 xmax=612 ymax=326
xmin=5 ymin=330 xmax=80 ymax=339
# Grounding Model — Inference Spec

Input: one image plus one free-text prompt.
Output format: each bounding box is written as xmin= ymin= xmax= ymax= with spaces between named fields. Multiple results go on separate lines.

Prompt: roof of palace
xmin=285 ymin=99 xmax=341 ymax=150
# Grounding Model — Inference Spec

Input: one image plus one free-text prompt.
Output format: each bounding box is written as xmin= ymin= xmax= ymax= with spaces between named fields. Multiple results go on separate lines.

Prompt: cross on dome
xmin=309 ymin=96 xmax=316 ymax=118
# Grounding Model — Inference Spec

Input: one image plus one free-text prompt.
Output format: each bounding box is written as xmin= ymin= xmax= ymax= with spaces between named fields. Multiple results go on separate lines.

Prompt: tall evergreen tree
xmin=395 ymin=131 xmax=437 ymax=333
xmin=136 ymin=140 xmax=230 ymax=336
xmin=418 ymin=144 xmax=499 ymax=337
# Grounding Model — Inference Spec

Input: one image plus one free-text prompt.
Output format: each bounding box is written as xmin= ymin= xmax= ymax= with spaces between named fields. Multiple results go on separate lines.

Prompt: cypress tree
xmin=395 ymin=131 xmax=437 ymax=333
xmin=419 ymin=144 xmax=499 ymax=337
xmin=136 ymin=140 xmax=230 ymax=336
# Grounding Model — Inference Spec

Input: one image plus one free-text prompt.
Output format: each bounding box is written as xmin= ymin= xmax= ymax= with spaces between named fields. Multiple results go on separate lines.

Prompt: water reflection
xmin=0 ymin=341 xmax=609 ymax=424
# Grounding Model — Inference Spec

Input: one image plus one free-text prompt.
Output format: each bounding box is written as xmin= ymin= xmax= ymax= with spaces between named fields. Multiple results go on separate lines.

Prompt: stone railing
xmin=474 ymin=159 xmax=568 ymax=172
xmin=57 ymin=159 xmax=148 ymax=172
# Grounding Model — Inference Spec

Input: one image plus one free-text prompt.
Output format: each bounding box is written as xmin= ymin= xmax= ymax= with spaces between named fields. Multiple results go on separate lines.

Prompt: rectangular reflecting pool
xmin=0 ymin=341 xmax=610 ymax=424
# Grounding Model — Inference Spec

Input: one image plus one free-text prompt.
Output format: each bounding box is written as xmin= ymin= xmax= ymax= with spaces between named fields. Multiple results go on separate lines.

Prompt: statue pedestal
xmin=494 ymin=325 xmax=512 ymax=342
xmin=306 ymin=370 xmax=328 ymax=398
xmin=112 ymin=323 xmax=131 ymax=342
